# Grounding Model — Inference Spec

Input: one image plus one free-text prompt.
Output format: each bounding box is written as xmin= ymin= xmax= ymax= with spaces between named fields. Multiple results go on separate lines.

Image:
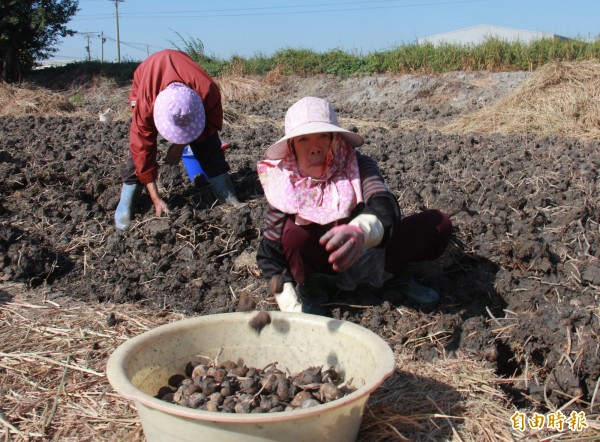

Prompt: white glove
xmin=275 ymin=282 xmax=302 ymax=312
xmin=349 ymin=214 xmax=384 ymax=249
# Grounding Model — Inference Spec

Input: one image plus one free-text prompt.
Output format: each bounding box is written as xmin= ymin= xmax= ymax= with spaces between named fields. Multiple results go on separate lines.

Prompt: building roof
xmin=417 ymin=25 xmax=569 ymax=46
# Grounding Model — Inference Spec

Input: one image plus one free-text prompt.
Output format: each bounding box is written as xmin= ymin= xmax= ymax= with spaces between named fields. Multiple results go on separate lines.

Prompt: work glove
xmin=274 ymin=282 xmax=302 ymax=312
xmin=349 ymin=214 xmax=384 ymax=248
xmin=320 ymin=214 xmax=385 ymax=272
xmin=320 ymin=224 xmax=365 ymax=272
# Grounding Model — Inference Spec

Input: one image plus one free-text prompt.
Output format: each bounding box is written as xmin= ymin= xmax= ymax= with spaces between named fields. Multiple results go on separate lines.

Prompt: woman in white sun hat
xmin=256 ymin=96 xmax=452 ymax=315
xmin=115 ymin=49 xmax=243 ymax=230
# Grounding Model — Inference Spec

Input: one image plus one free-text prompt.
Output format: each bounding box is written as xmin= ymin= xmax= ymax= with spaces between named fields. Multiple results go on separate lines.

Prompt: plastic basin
xmin=181 ymin=146 xmax=206 ymax=182
xmin=106 ymin=312 xmax=395 ymax=442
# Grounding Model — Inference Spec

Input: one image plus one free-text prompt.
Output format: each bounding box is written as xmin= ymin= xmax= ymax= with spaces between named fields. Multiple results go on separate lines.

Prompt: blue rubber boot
xmin=114 ymin=183 xmax=142 ymax=230
xmin=208 ymin=173 xmax=246 ymax=208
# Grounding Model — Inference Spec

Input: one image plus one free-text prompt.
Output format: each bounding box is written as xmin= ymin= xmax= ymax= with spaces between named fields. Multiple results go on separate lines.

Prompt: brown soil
xmin=0 ymin=70 xmax=598 ymax=418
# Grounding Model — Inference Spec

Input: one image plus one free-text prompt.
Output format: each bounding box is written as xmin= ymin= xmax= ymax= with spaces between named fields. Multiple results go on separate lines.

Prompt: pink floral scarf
xmin=257 ymin=134 xmax=363 ymax=225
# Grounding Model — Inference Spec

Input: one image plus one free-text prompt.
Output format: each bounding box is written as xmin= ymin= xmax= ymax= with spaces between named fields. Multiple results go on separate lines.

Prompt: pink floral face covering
xmin=257 ymin=134 xmax=363 ymax=225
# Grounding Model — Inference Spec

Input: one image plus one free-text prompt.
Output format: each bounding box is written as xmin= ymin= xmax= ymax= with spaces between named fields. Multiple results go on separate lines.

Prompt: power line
xmin=70 ymin=31 xmax=165 ymax=58
xmin=72 ymin=0 xmax=489 ymax=19
xmin=62 ymin=0 xmax=493 ymax=59
xmin=77 ymin=0 xmax=435 ymax=16
xmin=66 ymin=32 xmax=167 ymax=59
xmin=72 ymin=31 xmax=102 ymax=60
xmin=102 ymin=35 xmax=165 ymax=52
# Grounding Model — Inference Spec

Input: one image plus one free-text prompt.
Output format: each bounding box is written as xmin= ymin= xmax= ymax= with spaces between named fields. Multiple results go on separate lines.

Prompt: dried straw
xmin=6 ymin=61 xmax=600 ymax=144
xmin=0 ymin=74 xmax=274 ymax=123
xmin=217 ymin=76 xmax=273 ymax=103
xmin=0 ymin=83 xmax=80 ymax=118
xmin=2 ymin=283 xmax=597 ymax=441
xmin=0 ymin=283 xmax=184 ymax=441
xmin=442 ymin=61 xmax=600 ymax=141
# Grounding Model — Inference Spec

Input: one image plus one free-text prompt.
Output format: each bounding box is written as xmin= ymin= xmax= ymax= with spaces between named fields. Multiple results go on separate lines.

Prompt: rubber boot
xmin=208 ymin=173 xmax=246 ymax=208
xmin=297 ymin=273 xmax=338 ymax=316
xmin=114 ymin=183 xmax=142 ymax=230
xmin=383 ymin=264 xmax=440 ymax=305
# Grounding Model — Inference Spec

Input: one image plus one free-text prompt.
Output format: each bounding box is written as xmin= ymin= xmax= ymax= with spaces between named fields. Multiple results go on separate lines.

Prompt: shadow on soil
xmin=0 ymin=289 xmax=13 ymax=306
xmin=331 ymin=243 xmax=511 ymax=372
xmin=359 ymin=369 xmax=464 ymax=441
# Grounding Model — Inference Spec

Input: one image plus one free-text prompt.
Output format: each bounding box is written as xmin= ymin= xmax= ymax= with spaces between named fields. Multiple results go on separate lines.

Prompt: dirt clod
xmin=269 ymin=274 xmax=285 ymax=295
xmin=248 ymin=310 xmax=272 ymax=333
xmin=237 ymin=292 xmax=256 ymax=312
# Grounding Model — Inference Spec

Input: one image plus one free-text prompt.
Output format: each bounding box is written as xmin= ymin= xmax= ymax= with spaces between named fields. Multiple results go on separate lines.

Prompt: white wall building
xmin=417 ymin=25 xmax=569 ymax=46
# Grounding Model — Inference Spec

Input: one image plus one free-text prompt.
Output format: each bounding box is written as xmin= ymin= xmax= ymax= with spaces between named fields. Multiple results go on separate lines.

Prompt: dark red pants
xmin=282 ymin=210 xmax=452 ymax=285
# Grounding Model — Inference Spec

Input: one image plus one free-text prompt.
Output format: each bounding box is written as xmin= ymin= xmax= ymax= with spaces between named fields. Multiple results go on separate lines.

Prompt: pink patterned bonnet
xmin=258 ymin=134 xmax=363 ymax=225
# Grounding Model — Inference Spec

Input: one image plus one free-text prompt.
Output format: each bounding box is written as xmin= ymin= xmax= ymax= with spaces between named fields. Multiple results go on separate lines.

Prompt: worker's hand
xmin=165 ymin=143 xmax=186 ymax=165
xmin=319 ymin=224 xmax=365 ymax=272
xmin=152 ymin=198 xmax=170 ymax=217
xmin=145 ymin=181 xmax=170 ymax=217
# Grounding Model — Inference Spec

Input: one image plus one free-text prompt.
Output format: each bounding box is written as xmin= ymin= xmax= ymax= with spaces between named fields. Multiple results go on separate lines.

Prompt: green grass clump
xmin=30 ymin=36 xmax=600 ymax=83
xmin=221 ymin=37 xmax=600 ymax=77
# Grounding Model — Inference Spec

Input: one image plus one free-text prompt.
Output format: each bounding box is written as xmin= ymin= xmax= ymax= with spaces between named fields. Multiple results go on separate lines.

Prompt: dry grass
xmin=442 ymin=61 xmax=600 ymax=141
xmin=3 ymin=61 xmax=600 ymax=143
xmin=216 ymin=75 xmax=283 ymax=130
xmin=0 ymin=83 xmax=80 ymax=118
xmin=0 ymin=78 xmax=131 ymax=121
xmin=0 ymin=283 xmax=181 ymax=441
xmin=360 ymin=353 xmax=518 ymax=441
xmin=0 ymin=75 xmax=275 ymax=124
xmin=1 ymin=283 xmax=598 ymax=441
xmin=217 ymin=75 xmax=273 ymax=103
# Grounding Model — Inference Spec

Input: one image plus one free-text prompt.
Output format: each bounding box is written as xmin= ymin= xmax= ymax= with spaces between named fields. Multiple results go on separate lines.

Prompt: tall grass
xmin=241 ymin=37 xmax=600 ymax=77
xmin=30 ymin=37 xmax=600 ymax=83
xmin=170 ymin=33 xmax=228 ymax=76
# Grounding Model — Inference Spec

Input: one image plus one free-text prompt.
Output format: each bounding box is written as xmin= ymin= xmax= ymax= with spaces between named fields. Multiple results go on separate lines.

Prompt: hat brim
xmin=265 ymin=122 xmax=364 ymax=160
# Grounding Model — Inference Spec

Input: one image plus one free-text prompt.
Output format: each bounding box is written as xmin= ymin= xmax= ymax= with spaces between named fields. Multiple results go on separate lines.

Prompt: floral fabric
xmin=257 ymin=135 xmax=363 ymax=225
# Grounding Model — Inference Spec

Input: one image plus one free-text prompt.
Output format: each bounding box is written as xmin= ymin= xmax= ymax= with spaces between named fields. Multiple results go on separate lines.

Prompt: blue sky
xmin=51 ymin=0 xmax=600 ymax=62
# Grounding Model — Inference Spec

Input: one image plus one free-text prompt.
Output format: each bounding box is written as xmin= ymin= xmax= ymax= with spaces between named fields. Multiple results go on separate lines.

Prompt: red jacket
xmin=129 ymin=49 xmax=223 ymax=184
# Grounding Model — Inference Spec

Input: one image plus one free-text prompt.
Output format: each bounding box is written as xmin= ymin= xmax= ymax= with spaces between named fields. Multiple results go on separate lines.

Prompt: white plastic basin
xmin=106 ymin=312 xmax=395 ymax=442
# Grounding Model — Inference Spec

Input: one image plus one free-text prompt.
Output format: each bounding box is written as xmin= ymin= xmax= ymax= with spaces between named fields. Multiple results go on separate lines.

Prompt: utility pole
xmin=100 ymin=31 xmax=106 ymax=62
xmin=85 ymin=33 xmax=91 ymax=61
xmin=76 ymin=32 xmax=101 ymax=61
xmin=109 ymin=0 xmax=124 ymax=62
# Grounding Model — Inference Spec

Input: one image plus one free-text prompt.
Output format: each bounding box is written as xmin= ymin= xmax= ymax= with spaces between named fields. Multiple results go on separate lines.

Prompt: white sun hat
xmin=265 ymin=96 xmax=364 ymax=160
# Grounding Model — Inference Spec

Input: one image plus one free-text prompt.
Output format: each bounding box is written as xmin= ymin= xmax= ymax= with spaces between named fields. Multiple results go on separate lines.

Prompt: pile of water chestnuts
xmin=156 ymin=356 xmax=355 ymax=413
